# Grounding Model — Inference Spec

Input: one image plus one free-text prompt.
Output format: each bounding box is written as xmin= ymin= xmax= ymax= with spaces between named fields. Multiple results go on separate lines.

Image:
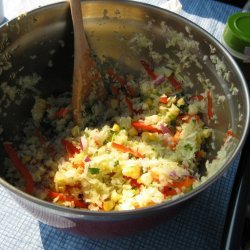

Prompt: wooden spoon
xmin=69 ymin=0 xmax=104 ymax=125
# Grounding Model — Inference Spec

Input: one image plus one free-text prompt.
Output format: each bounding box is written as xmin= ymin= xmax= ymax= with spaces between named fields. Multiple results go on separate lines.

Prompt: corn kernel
xmin=202 ymin=128 xmax=212 ymax=138
xmin=103 ymin=200 xmax=115 ymax=211
xmin=142 ymin=132 xmax=157 ymax=142
xmin=112 ymin=123 xmax=120 ymax=132
xmin=177 ymin=98 xmax=185 ymax=107
xmin=128 ymin=127 xmax=138 ymax=137
xmin=111 ymin=190 xmax=121 ymax=202
xmin=122 ymin=165 xmax=141 ymax=179
xmin=71 ymin=125 xmax=80 ymax=137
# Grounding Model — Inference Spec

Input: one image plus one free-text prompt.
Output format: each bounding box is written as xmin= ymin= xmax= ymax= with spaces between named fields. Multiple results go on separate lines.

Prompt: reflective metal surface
xmin=0 ymin=1 xmax=249 ymax=237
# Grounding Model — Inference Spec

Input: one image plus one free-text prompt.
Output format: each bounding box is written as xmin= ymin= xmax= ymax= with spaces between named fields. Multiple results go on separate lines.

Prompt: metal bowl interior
xmin=0 ymin=0 xmax=249 ymax=221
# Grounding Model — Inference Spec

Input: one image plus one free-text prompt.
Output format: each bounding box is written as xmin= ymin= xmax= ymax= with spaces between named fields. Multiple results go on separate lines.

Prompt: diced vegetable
xmin=132 ymin=121 xmax=162 ymax=134
xmin=48 ymin=191 xmax=88 ymax=208
xmin=35 ymin=128 xmax=55 ymax=156
xmin=89 ymin=168 xmax=100 ymax=174
xmin=140 ymin=59 xmax=157 ymax=80
xmin=3 ymin=142 xmax=34 ymax=194
xmin=112 ymin=142 xmax=144 ymax=158
xmin=160 ymin=96 xmax=168 ymax=104
xmin=162 ymin=176 xmax=194 ymax=197
xmin=189 ymin=95 xmax=204 ymax=101
xmin=61 ymin=139 xmax=80 ymax=158
xmin=168 ymin=75 xmax=182 ymax=91
xmin=106 ymin=68 xmax=136 ymax=97
xmin=129 ymin=178 xmax=141 ymax=188
xmin=56 ymin=107 xmax=69 ymax=118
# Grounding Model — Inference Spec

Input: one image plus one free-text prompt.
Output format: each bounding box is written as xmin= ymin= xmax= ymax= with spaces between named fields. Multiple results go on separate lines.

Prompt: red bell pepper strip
xmin=132 ymin=121 xmax=162 ymax=134
xmin=168 ymin=75 xmax=182 ymax=91
xmin=48 ymin=191 xmax=88 ymax=208
xmin=225 ymin=130 xmax=238 ymax=140
xmin=3 ymin=142 xmax=34 ymax=194
xmin=61 ymin=139 xmax=80 ymax=158
xmin=162 ymin=176 xmax=194 ymax=197
xmin=162 ymin=187 xmax=178 ymax=196
xmin=124 ymin=97 xmax=142 ymax=115
xmin=195 ymin=150 xmax=206 ymax=158
xmin=56 ymin=107 xmax=69 ymax=118
xmin=106 ymin=68 xmax=136 ymax=97
xmin=207 ymin=91 xmax=213 ymax=120
xmin=160 ymin=96 xmax=168 ymax=104
xmin=140 ymin=60 xmax=157 ymax=80
xmin=125 ymin=177 xmax=141 ymax=188
xmin=112 ymin=142 xmax=144 ymax=158
xmin=106 ymin=68 xmax=126 ymax=86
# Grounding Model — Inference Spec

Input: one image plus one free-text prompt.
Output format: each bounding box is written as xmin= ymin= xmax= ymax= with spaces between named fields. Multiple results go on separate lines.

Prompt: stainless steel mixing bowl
xmin=0 ymin=1 xmax=249 ymax=238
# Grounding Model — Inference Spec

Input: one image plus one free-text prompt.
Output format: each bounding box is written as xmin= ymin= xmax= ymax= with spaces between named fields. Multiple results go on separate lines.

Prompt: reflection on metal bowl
xmin=0 ymin=1 xmax=249 ymax=238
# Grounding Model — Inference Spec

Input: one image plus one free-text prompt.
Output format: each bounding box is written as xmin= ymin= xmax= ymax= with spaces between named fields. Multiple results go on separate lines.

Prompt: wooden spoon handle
xmin=69 ymin=0 xmax=92 ymax=124
xmin=69 ymin=0 xmax=105 ymax=124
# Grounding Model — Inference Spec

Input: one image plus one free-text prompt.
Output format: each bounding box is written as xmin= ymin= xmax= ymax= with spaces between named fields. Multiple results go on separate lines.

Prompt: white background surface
xmin=3 ymin=0 xmax=65 ymax=20
xmin=2 ymin=0 xmax=181 ymax=21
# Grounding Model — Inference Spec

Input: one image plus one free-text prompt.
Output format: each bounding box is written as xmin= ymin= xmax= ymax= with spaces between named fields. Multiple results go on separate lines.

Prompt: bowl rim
xmin=0 ymin=0 xmax=249 ymax=219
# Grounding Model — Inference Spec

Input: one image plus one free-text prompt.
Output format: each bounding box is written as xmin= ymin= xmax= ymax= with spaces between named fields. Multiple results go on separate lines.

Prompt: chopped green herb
xmin=184 ymin=144 xmax=193 ymax=151
xmin=89 ymin=168 xmax=100 ymax=174
xmin=114 ymin=160 xmax=119 ymax=166
xmin=168 ymin=114 xmax=176 ymax=120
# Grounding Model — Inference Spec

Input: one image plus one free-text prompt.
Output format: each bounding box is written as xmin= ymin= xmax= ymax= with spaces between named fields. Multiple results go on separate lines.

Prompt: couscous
xmin=3 ymin=58 xmax=234 ymax=211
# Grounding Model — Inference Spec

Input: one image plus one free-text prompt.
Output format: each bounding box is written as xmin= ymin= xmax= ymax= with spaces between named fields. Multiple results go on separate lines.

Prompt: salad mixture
xmin=3 ymin=58 xmax=233 ymax=212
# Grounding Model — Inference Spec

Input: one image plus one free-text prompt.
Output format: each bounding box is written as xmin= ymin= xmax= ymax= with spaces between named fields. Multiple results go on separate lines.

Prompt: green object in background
xmin=223 ymin=12 xmax=250 ymax=58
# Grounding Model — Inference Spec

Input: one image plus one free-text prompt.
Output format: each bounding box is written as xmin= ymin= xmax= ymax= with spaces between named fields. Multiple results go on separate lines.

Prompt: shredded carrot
xmin=173 ymin=176 xmax=195 ymax=189
xmin=132 ymin=121 xmax=162 ymax=133
xmin=162 ymin=176 xmax=194 ymax=197
xmin=112 ymin=142 xmax=144 ymax=158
